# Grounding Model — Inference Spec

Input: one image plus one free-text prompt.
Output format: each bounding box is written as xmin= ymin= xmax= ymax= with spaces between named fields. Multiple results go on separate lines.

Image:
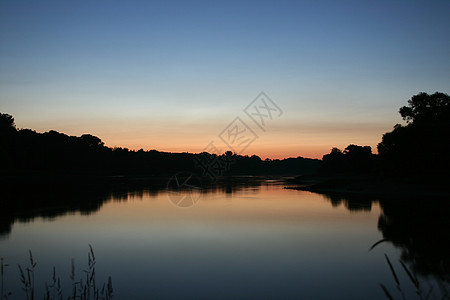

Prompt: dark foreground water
xmin=1 ymin=178 xmax=448 ymax=299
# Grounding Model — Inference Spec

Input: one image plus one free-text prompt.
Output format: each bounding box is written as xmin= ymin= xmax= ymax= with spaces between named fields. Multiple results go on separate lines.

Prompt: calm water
xmin=0 ymin=179 xmax=447 ymax=299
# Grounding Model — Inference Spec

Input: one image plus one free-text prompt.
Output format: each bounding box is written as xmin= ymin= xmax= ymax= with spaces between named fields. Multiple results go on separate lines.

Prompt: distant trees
xmin=322 ymin=144 xmax=375 ymax=174
xmin=0 ymin=113 xmax=18 ymax=168
xmin=322 ymin=92 xmax=450 ymax=177
xmin=378 ymin=92 xmax=450 ymax=175
xmin=0 ymin=113 xmax=16 ymax=134
xmin=0 ymin=112 xmax=320 ymax=176
xmin=80 ymin=134 xmax=104 ymax=148
xmin=4 ymin=91 xmax=447 ymax=178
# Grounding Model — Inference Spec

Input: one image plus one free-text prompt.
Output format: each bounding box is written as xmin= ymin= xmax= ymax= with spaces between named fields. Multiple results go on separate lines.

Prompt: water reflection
xmin=317 ymin=191 xmax=450 ymax=281
xmin=322 ymin=194 xmax=374 ymax=212
xmin=1 ymin=181 xmax=129 ymax=236
xmin=0 ymin=176 xmax=268 ymax=237
xmin=378 ymin=198 xmax=450 ymax=281
xmin=2 ymin=178 xmax=449 ymax=286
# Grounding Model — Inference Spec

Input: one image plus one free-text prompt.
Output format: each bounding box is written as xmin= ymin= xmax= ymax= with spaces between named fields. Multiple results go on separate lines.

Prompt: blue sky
xmin=1 ymin=0 xmax=449 ymax=158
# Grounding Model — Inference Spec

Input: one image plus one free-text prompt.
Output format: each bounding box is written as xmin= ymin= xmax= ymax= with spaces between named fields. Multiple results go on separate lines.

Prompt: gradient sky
xmin=1 ymin=0 xmax=449 ymax=159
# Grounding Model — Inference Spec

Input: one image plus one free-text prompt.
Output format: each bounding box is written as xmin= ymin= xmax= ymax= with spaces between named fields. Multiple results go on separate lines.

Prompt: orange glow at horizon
xmin=93 ymin=122 xmax=389 ymax=160
xmin=16 ymin=110 xmax=392 ymax=160
xmin=100 ymin=135 xmax=382 ymax=160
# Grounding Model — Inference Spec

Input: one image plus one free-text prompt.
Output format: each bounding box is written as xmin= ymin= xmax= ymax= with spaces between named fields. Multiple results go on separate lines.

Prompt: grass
xmin=1 ymin=257 xmax=11 ymax=300
xmin=1 ymin=245 xmax=113 ymax=300
xmin=380 ymin=254 xmax=449 ymax=300
xmin=370 ymin=239 xmax=449 ymax=300
xmin=4 ymin=242 xmax=447 ymax=299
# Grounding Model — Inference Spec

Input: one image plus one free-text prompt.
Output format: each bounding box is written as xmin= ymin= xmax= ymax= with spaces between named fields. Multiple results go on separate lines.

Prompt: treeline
xmin=1 ymin=92 xmax=448 ymax=178
xmin=0 ymin=115 xmax=319 ymax=177
xmin=321 ymin=92 xmax=450 ymax=177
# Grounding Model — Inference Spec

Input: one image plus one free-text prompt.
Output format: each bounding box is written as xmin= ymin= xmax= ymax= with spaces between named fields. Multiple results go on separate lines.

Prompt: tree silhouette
xmin=321 ymin=144 xmax=375 ymax=174
xmin=0 ymin=113 xmax=15 ymax=129
xmin=378 ymin=92 xmax=450 ymax=176
xmin=0 ymin=113 xmax=16 ymax=137
xmin=0 ymin=112 xmax=320 ymax=175
xmin=322 ymin=147 xmax=345 ymax=173
xmin=0 ymin=113 xmax=18 ymax=169
xmin=399 ymin=92 xmax=450 ymax=125
xmin=80 ymin=134 xmax=104 ymax=148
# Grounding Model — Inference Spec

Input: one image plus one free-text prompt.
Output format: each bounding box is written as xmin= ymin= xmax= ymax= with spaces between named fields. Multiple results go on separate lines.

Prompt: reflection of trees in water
xmin=0 ymin=177 xmax=267 ymax=237
xmin=322 ymin=192 xmax=450 ymax=281
xmin=0 ymin=180 xmax=137 ymax=236
xmin=322 ymin=194 xmax=373 ymax=212
xmin=378 ymin=198 xmax=450 ymax=282
xmin=203 ymin=177 xmax=265 ymax=195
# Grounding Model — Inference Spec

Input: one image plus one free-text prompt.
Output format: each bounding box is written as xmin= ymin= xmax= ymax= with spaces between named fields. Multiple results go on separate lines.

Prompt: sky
xmin=1 ymin=0 xmax=449 ymax=159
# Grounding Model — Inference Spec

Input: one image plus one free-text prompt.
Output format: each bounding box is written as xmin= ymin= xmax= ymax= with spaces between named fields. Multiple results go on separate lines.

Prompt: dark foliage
xmin=378 ymin=92 xmax=450 ymax=175
xmin=321 ymin=144 xmax=376 ymax=174
xmin=0 ymin=176 xmax=272 ymax=237
xmin=378 ymin=198 xmax=450 ymax=281
xmin=0 ymin=113 xmax=319 ymax=177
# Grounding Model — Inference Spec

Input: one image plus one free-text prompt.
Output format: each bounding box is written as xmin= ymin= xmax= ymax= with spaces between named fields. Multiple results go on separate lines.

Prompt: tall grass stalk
xmin=3 ymin=246 xmax=113 ymax=300
xmin=17 ymin=250 xmax=36 ymax=300
xmin=381 ymin=254 xmax=449 ymax=300
xmin=1 ymin=257 xmax=11 ymax=300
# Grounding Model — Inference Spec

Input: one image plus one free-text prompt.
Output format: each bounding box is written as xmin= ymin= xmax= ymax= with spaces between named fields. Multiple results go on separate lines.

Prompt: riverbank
xmin=285 ymin=174 xmax=450 ymax=200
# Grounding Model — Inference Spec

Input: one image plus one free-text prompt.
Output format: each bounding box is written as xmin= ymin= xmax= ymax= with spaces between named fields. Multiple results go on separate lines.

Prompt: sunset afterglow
xmin=1 ymin=1 xmax=449 ymax=158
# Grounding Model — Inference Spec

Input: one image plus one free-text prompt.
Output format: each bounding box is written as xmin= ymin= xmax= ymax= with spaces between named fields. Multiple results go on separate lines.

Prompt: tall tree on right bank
xmin=377 ymin=92 xmax=450 ymax=176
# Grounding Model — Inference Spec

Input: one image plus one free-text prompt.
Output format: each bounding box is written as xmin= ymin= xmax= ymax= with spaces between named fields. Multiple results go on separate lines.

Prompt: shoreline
xmin=2 ymin=172 xmax=450 ymax=200
xmin=284 ymin=174 xmax=450 ymax=200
